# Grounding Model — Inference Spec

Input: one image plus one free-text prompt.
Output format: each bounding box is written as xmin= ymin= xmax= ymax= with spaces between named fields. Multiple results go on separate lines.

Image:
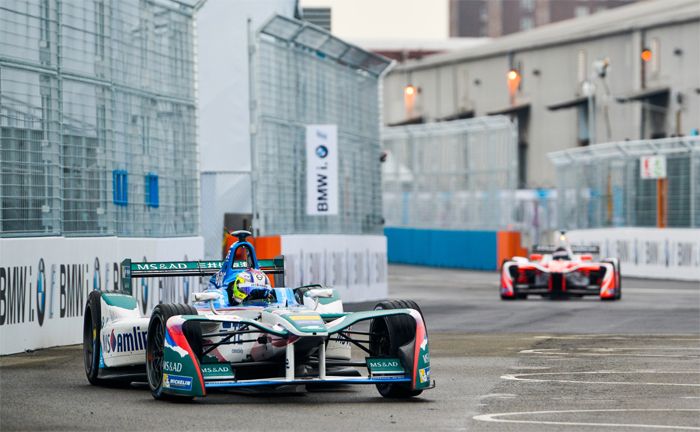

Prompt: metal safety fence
xmin=1 ymin=0 xmax=199 ymax=237
xmin=250 ymin=15 xmax=391 ymax=236
xmin=549 ymin=136 xmax=700 ymax=229
xmin=382 ymin=116 xmax=519 ymax=230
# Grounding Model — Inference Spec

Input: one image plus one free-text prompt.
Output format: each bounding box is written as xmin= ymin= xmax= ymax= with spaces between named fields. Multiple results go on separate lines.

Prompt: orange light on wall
xmin=506 ymin=69 xmax=521 ymax=99
xmin=641 ymin=48 xmax=652 ymax=62
xmin=404 ymin=84 xmax=417 ymax=118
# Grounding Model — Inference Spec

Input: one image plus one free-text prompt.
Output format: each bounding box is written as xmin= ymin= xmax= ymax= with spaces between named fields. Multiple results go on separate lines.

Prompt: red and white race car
xmin=500 ymin=236 xmax=621 ymax=301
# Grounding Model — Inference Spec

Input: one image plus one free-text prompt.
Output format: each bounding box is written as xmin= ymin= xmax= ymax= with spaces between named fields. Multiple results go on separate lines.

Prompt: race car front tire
xmin=370 ymin=299 xmax=424 ymax=399
xmin=601 ymin=260 xmax=622 ymax=301
xmin=146 ymin=303 xmax=199 ymax=401
xmin=501 ymin=290 xmax=526 ymax=300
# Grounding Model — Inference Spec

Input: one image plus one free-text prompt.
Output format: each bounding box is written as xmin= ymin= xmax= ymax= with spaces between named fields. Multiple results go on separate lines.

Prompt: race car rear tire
xmin=83 ymin=291 xmax=146 ymax=387
xmin=146 ymin=303 xmax=199 ymax=401
xmin=83 ymin=290 xmax=106 ymax=386
xmin=370 ymin=299 xmax=424 ymax=398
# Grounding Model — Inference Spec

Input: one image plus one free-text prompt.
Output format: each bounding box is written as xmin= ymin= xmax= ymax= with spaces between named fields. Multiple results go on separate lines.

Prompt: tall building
xmin=385 ymin=0 xmax=700 ymax=189
xmin=197 ymin=0 xmax=297 ymax=259
xmin=298 ymin=0 xmax=449 ymax=40
xmin=300 ymin=6 xmax=332 ymax=31
xmin=450 ymin=0 xmax=640 ymax=38
xmin=298 ymin=0 xmax=485 ymax=63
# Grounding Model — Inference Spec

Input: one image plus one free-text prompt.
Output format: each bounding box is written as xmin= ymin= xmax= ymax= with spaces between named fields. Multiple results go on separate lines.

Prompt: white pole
xmin=691 ymin=147 xmax=696 ymax=227
xmin=247 ymin=18 xmax=259 ymax=235
xmin=285 ymin=341 xmax=295 ymax=381
xmin=586 ymin=78 xmax=596 ymax=146
xmin=318 ymin=341 xmax=326 ymax=379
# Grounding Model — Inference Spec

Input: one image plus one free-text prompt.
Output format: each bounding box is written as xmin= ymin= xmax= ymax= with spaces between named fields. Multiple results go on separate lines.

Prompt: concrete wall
xmin=200 ymin=172 xmax=251 ymax=259
xmin=645 ymin=20 xmax=700 ymax=136
xmin=197 ymin=0 xmax=296 ymax=258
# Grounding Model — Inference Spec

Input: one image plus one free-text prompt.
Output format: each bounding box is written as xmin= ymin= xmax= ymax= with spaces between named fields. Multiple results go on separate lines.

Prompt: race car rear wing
xmin=532 ymin=245 xmax=600 ymax=254
xmin=119 ymin=257 xmax=285 ymax=295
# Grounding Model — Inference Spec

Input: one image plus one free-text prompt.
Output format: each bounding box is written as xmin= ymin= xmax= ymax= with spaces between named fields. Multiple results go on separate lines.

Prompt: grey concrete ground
xmin=1 ymin=265 xmax=698 ymax=431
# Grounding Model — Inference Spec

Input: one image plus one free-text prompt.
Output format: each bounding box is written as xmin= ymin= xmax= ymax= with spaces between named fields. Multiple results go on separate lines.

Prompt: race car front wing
xmin=158 ymin=309 xmax=434 ymax=397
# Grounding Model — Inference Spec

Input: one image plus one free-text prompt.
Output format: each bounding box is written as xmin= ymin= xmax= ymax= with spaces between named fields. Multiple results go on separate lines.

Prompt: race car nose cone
xmin=283 ymin=312 xmax=327 ymax=334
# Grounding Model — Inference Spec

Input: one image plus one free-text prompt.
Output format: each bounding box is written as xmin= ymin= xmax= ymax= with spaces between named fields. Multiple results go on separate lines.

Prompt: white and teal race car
xmin=83 ymin=231 xmax=433 ymax=401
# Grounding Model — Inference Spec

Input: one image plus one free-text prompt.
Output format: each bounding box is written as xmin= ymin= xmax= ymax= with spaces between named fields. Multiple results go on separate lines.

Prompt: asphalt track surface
xmin=1 ymin=265 xmax=699 ymax=431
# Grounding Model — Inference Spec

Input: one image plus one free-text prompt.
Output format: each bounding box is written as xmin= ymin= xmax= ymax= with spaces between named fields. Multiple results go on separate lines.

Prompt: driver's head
xmin=552 ymin=247 xmax=570 ymax=261
xmin=228 ymin=269 xmax=271 ymax=304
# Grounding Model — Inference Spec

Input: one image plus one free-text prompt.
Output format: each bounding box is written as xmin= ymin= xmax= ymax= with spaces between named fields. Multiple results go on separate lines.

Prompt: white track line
xmin=473 ymin=409 xmax=700 ymax=430
xmin=501 ymin=370 xmax=700 ymax=387
xmin=520 ymin=347 xmax=700 ymax=358
xmin=480 ymin=393 xmax=517 ymax=399
xmin=523 ymin=347 xmax=700 ymax=351
xmin=533 ymin=335 xmax=700 ymax=341
xmin=509 ymin=366 xmax=552 ymax=370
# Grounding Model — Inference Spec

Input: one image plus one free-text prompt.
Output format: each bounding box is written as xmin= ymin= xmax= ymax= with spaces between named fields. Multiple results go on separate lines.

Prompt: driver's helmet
xmin=228 ymin=269 xmax=272 ymax=304
xmin=552 ymin=247 xmax=570 ymax=261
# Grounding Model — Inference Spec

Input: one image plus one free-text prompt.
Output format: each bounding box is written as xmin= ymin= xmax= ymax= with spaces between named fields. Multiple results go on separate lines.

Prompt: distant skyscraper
xmin=301 ymin=7 xmax=332 ymax=31
xmin=450 ymin=0 xmax=640 ymax=38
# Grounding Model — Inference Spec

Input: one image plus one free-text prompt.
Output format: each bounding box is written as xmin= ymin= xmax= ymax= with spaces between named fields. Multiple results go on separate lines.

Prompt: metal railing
xmin=0 ymin=0 xmax=199 ymax=237
xmin=382 ymin=116 xmax=519 ymax=230
xmin=549 ymin=136 xmax=700 ymax=229
xmin=250 ymin=15 xmax=391 ymax=236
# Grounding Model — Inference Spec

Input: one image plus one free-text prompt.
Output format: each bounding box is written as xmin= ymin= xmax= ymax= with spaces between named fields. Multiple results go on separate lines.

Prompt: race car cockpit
xmin=552 ymin=247 xmax=571 ymax=261
xmin=205 ymin=230 xmax=287 ymax=308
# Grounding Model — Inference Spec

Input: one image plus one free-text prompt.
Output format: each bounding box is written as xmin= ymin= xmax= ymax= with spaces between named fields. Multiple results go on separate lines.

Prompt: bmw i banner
xmin=306 ymin=125 xmax=338 ymax=215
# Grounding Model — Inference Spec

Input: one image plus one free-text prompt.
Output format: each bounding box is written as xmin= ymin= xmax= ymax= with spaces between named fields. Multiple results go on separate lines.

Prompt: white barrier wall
xmin=280 ymin=235 xmax=388 ymax=303
xmin=566 ymin=228 xmax=700 ymax=281
xmin=0 ymin=236 xmax=204 ymax=355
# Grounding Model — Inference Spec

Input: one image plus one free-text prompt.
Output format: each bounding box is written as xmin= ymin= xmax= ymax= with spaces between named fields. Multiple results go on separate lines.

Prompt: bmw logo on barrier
xmin=315 ymin=145 xmax=328 ymax=158
xmin=36 ymin=259 xmax=46 ymax=326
